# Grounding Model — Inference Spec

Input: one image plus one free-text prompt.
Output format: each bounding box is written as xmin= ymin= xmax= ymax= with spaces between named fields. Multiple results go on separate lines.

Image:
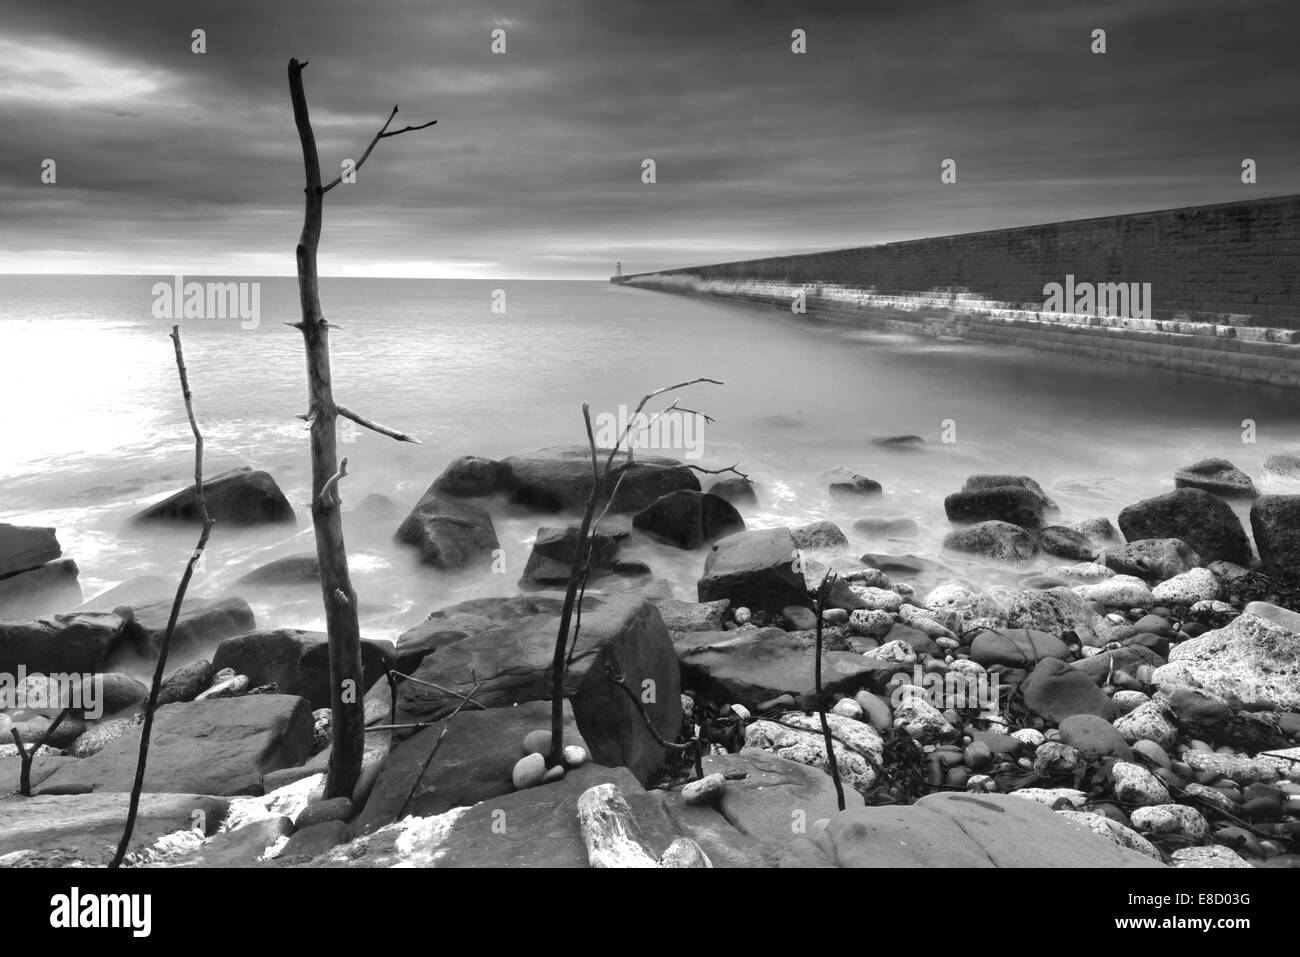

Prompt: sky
xmin=2 ymin=0 xmax=1298 ymax=279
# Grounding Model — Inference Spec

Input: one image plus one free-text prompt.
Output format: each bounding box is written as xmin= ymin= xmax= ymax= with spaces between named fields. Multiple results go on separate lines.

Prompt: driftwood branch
xmin=320 ymin=457 xmax=348 ymax=509
xmin=321 ymin=104 xmax=437 ymax=193
xmin=336 ymin=405 xmax=420 ymax=443
xmin=111 ymin=326 xmax=215 ymax=868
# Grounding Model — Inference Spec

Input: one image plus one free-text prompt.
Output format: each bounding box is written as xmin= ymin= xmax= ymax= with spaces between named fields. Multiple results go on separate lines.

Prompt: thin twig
xmin=605 ymin=664 xmax=696 ymax=755
xmin=10 ymin=705 xmax=71 ymax=796
xmin=111 ymin=326 xmax=214 ymax=868
xmin=321 ymin=105 xmax=437 ymax=193
xmin=813 ymin=573 xmax=846 ymax=811
xmin=336 ymin=405 xmax=421 ymax=444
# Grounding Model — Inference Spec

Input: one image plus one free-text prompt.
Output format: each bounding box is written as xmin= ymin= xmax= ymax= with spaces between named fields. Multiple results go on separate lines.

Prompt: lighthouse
xmin=615 ymin=261 xmax=622 ymax=277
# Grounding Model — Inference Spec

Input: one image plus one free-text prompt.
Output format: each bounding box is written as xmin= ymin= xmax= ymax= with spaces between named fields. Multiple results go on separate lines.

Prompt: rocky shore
xmin=2 ymin=447 xmax=1300 ymax=868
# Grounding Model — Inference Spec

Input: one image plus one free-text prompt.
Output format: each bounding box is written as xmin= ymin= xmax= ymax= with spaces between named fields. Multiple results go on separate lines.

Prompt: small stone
xmin=1131 ymin=739 xmax=1172 ymax=769
xmin=1131 ymin=804 xmax=1210 ymax=841
xmin=853 ymin=691 xmax=892 ymax=731
xmin=1114 ymin=701 xmax=1179 ymax=750
xmin=1112 ymin=761 xmax=1171 ymax=807
xmin=1033 ymin=741 xmax=1081 ymax=773
xmin=681 ymin=772 xmax=726 ymax=805
xmin=512 ymin=753 xmax=547 ymax=790
xmin=522 ymin=729 xmax=552 ymax=756
xmin=1111 ymin=690 xmax=1150 ymax=715
xmin=733 ymin=607 xmax=752 ymax=625
xmin=541 ymin=764 xmax=565 ymax=784
xmin=562 ymin=745 xmax=589 ymax=768
xmin=1013 ymin=728 xmax=1046 ymax=748
xmin=830 ymin=698 xmax=862 ymax=720
xmin=849 ymin=608 xmax=894 ymax=638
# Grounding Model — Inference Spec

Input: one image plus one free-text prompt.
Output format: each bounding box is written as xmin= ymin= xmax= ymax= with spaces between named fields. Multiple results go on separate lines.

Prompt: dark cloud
xmin=2 ymin=0 xmax=1297 ymax=277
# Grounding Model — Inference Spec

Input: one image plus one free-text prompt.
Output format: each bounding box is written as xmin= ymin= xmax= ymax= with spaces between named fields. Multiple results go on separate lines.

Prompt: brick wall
xmin=624 ymin=194 xmax=1300 ymax=329
xmin=621 ymin=195 xmax=1300 ymax=389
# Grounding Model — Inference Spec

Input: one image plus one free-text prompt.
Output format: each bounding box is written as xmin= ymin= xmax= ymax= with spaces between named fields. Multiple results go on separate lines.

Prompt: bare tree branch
xmin=111 ymin=326 xmax=214 ymax=868
xmin=321 ymin=105 xmax=437 ymax=193
xmin=336 ymin=405 xmax=421 ymax=444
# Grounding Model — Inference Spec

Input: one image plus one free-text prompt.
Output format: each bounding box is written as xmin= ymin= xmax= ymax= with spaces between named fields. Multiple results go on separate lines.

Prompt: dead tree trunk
xmin=287 ymin=58 xmax=430 ymax=799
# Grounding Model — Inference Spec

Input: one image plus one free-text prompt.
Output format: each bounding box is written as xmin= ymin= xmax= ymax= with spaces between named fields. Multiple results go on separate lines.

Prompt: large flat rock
xmin=697 ymin=527 xmax=808 ymax=613
xmin=395 ymin=593 xmax=680 ymax=785
xmin=780 ymin=792 xmax=1166 ymax=867
xmin=0 ymin=792 xmax=229 ymax=863
xmin=0 ymin=523 xmax=62 ymax=578
xmin=499 ymin=446 xmax=701 ymax=514
xmin=314 ymin=765 xmax=682 ymax=868
xmin=128 ymin=466 xmax=295 ymax=527
xmin=0 ymin=612 xmax=128 ymax=675
xmin=35 ymin=695 xmax=314 ymax=797
xmin=675 ymin=628 xmax=886 ymax=709
xmin=352 ymin=699 xmax=587 ymax=836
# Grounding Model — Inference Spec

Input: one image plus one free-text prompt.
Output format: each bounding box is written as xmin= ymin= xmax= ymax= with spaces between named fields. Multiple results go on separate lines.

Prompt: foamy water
xmin=2 ymin=275 xmax=1297 ymax=642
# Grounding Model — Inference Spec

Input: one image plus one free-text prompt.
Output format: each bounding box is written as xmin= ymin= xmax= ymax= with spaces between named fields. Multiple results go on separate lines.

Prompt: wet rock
xmin=1151 ymin=568 xmax=1220 ymax=605
xmin=0 ymin=611 xmax=130 ymax=680
xmin=231 ymin=554 xmax=320 ymax=589
xmin=394 ymin=488 xmax=500 ymax=570
xmin=428 ymin=455 xmax=504 ymax=498
xmin=1153 ymin=603 xmax=1300 ymax=710
xmin=791 ymin=520 xmax=849 ymax=554
xmin=827 ymin=468 xmax=882 ymax=500
xmin=633 ymin=490 xmax=745 ymax=550
xmin=517 ymin=525 xmax=623 ymax=589
xmin=1022 ymin=658 xmax=1118 ymax=723
xmin=115 ymin=596 xmax=255 ymax=664
xmin=1096 ymin=538 xmax=1202 ymax=582
xmin=500 ymin=446 xmax=700 ymax=513
xmin=1040 ymin=526 xmax=1096 ymax=561
xmin=1250 ymin=494 xmax=1300 ymax=576
xmin=945 ymin=486 xmax=1045 ymax=530
xmin=697 ymin=528 xmax=807 ymax=614
xmin=157 ymin=659 xmax=214 ymax=706
xmin=943 ymin=521 xmax=1038 ymax=563
xmin=1175 ymin=458 xmax=1257 ymax=500
xmin=1111 ymin=761 xmax=1171 ymax=806
xmin=1117 ymin=488 xmax=1251 ymax=566
xmin=707 ymin=477 xmax=758 ymax=506
xmin=129 ymin=466 xmax=294 ymax=527
xmin=1079 ymin=575 xmax=1154 ymax=608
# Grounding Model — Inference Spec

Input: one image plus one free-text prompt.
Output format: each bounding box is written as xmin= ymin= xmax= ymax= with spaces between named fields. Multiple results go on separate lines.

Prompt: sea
xmin=2 ymin=275 xmax=1297 ymax=644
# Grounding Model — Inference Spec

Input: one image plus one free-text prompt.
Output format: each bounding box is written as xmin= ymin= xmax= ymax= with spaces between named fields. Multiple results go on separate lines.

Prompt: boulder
xmin=743 ymin=717 xmax=880 ymax=789
xmin=697 ymin=527 xmax=807 ymax=613
xmin=791 ymin=521 xmax=849 ymax=555
xmin=0 ymin=612 xmax=128 ymax=676
xmin=0 ymin=524 xmax=62 ymax=578
xmin=1250 ymin=494 xmax=1300 ymax=577
xmin=518 ymin=525 xmax=623 ymax=590
xmin=394 ymin=594 xmax=680 ymax=786
xmin=1040 ymin=526 xmax=1096 ymax=561
xmin=1175 ymin=457 xmax=1257 ymax=499
xmin=115 ymin=596 xmax=255 ymax=663
xmin=498 ymin=446 xmax=700 ymax=513
xmin=779 ymin=792 xmax=1161 ymax=867
xmin=231 ymin=554 xmax=320 ymax=589
xmin=1151 ymin=568 xmax=1220 ymax=605
xmin=352 ymin=700 xmax=587 ymax=835
xmin=676 ymin=628 xmax=884 ymax=709
xmin=942 ymin=521 xmax=1038 ymax=562
xmin=394 ymin=487 xmax=499 ymax=569
xmin=0 ymin=559 xmax=82 ymax=618
xmin=1152 ymin=604 xmax=1300 ymax=710
xmin=1096 ymin=538 xmax=1201 ymax=581
xmin=707 ymin=477 xmax=758 ymax=506
xmin=827 ymin=468 xmax=882 ymax=500
xmin=1117 ymin=488 xmax=1251 ymax=566
xmin=394 ymin=594 xmax=565 ymax=674
xmin=129 ymin=466 xmax=294 ymax=526
xmin=1022 ymin=658 xmax=1118 ymax=723
xmin=429 ymin=455 xmax=505 ymax=498
xmin=35 ymin=695 xmax=314 ymax=796
xmin=1262 ymin=452 xmax=1300 ymax=490
xmin=1073 ymin=517 xmax=1120 ymax=543
xmin=962 ymin=475 xmax=1058 ymax=511
xmin=212 ymin=629 xmax=393 ymax=709
xmin=944 ymin=486 xmax=1045 ymax=529
xmin=633 ymin=490 xmax=744 ymax=550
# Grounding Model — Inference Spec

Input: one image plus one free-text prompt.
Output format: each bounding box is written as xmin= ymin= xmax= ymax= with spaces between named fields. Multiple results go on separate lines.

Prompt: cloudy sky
xmin=3 ymin=0 xmax=1298 ymax=279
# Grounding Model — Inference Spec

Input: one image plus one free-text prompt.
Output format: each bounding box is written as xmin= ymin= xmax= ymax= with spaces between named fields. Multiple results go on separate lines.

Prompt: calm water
xmin=2 ymin=275 xmax=1297 ymax=641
